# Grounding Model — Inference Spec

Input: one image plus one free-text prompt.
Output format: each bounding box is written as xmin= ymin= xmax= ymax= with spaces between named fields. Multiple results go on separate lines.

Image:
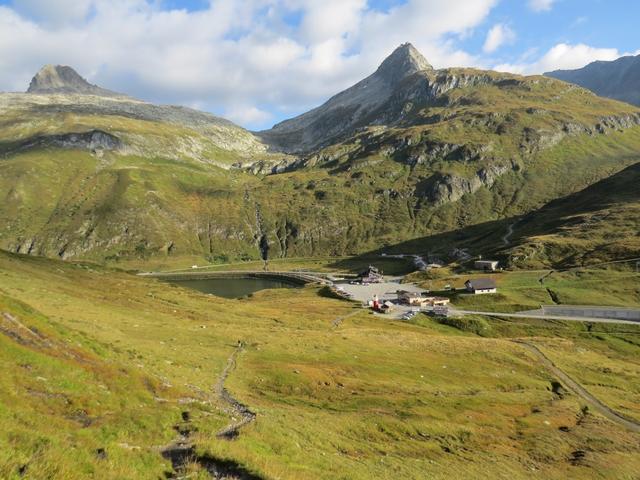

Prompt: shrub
xmin=436 ymin=315 xmax=492 ymax=336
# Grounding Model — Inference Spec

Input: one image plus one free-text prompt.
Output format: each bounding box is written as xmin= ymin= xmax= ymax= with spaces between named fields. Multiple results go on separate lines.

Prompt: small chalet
xmin=427 ymin=296 xmax=450 ymax=307
xmin=474 ymin=260 xmax=499 ymax=272
xmin=465 ymin=278 xmax=497 ymax=295
xmin=360 ymin=265 xmax=383 ymax=283
xmin=397 ymin=290 xmax=423 ymax=305
xmin=379 ymin=301 xmax=394 ymax=314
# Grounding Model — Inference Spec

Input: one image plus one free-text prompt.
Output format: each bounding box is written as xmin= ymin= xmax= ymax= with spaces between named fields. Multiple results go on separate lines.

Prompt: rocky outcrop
xmin=0 ymin=130 xmax=122 ymax=157
xmin=257 ymin=43 xmax=433 ymax=153
xmin=593 ymin=113 xmax=640 ymax=132
xmin=27 ymin=65 xmax=121 ymax=97
xmin=421 ymin=164 xmax=514 ymax=205
xmin=426 ymin=71 xmax=497 ymax=100
xmin=519 ymin=113 xmax=640 ymax=156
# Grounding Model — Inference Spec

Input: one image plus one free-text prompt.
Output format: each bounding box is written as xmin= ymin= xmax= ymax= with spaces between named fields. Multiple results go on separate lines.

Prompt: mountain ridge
xmin=546 ymin=54 xmax=640 ymax=106
xmin=257 ymin=43 xmax=435 ymax=153
xmin=2 ymin=43 xmax=640 ymax=264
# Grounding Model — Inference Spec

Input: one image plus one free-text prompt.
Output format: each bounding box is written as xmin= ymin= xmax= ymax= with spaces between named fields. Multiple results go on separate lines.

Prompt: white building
xmin=474 ymin=260 xmax=499 ymax=272
xmin=465 ymin=278 xmax=497 ymax=294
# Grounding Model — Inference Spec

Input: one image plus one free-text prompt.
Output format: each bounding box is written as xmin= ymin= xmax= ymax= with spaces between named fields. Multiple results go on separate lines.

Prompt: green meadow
xmin=0 ymin=250 xmax=639 ymax=479
xmin=409 ymin=268 xmax=640 ymax=312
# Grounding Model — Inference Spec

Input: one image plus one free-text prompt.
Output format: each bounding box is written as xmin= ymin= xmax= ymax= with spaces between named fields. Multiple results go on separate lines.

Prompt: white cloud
xmin=298 ymin=0 xmax=366 ymax=43
xmin=225 ymin=105 xmax=273 ymax=125
xmin=494 ymin=43 xmax=624 ymax=74
xmin=570 ymin=16 xmax=588 ymax=28
xmin=536 ymin=43 xmax=621 ymax=71
xmin=0 ymin=0 xmax=499 ymax=129
xmin=483 ymin=24 xmax=515 ymax=53
xmin=528 ymin=0 xmax=556 ymax=12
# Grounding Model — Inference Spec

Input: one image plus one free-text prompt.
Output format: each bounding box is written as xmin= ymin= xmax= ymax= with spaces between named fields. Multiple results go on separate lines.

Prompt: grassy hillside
xmin=379 ymin=161 xmax=640 ymax=269
xmin=505 ymin=162 xmax=640 ymax=268
xmin=408 ymin=269 xmax=640 ymax=313
xmin=1 ymin=250 xmax=640 ymax=478
xmin=1 ymin=70 xmax=640 ymax=266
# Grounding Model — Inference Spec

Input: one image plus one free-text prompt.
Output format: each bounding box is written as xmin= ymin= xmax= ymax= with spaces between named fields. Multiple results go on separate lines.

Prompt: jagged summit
xmin=27 ymin=65 xmax=120 ymax=97
xmin=259 ymin=42 xmax=436 ymax=153
xmin=375 ymin=43 xmax=433 ymax=84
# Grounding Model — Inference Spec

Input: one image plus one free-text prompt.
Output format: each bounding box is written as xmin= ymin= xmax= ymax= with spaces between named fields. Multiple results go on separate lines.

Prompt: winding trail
xmin=331 ymin=309 xmax=363 ymax=328
xmin=512 ymin=340 xmax=640 ymax=433
xmin=502 ymin=222 xmax=515 ymax=247
xmin=539 ymin=270 xmax=554 ymax=285
xmin=214 ymin=344 xmax=257 ymax=439
xmin=160 ymin=344 xmax=260 ymax=479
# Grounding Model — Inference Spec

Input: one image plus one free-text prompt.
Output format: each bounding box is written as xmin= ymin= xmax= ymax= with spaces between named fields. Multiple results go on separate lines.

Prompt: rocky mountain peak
xmin=27 ymin=65 xmax=119 ymax=97
xmin=375 ymin=43 xmax=433 ymax=84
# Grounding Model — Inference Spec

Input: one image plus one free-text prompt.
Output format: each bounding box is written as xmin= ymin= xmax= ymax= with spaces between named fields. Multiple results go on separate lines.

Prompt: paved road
xmin=452 ymin=308 xmax=640 ymax=325
xmin=513 ymin=340 xmax=640 ymax=433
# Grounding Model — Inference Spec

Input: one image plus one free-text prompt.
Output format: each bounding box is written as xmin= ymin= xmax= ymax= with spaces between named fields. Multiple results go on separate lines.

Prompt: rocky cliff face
xmin=0 ymin=129 xmax=122 ymax=157
xmin=420 ymin=164 xmax=515 ymax=205
xmin=27 ymin=65 xmax=121 ymax=97
xmin=546 ymin=55 xmax=640 ymax=106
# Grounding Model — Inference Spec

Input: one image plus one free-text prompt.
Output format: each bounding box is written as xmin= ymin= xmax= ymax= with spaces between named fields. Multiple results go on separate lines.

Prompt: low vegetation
xmin=410 ymin=269 xmax=640 ymax=313
xmin=1 ymin=250 xmax=639 ymax=479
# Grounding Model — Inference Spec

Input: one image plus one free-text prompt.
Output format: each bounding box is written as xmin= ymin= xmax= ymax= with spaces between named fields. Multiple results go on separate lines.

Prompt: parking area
xmin=335 ymin=278 xmax=427 ymax=319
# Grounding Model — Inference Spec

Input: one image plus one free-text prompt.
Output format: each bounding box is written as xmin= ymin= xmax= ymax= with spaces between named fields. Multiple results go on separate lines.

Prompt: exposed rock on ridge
xmin=0 ymin=130 xmax=122 ymax=158
xmin=257 ymin=43 xmax=434 ymax=153
xmin=27 ymin=65 xmax=121 ymax=97
xmin=421 ymin=164 xmax=515 ymax=205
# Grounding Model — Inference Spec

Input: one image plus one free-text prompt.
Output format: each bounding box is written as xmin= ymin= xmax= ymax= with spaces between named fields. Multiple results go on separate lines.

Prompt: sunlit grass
xmin=0 ymin=251 xmax=639 ymax=478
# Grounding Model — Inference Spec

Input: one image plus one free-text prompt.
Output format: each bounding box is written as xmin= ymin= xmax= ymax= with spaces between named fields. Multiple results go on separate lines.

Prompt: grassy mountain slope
xmin=506 ymin=161 xmax=640 ymax=268
xmin=1 ymin=250 xmax=640 ymax=479
xmin=0 ymin=92 xmax=280 ymax=166
xmin=2 ymin=50 xmax=640 ymax=265
xmin=376 ymin=161 xmax=640 ymax=269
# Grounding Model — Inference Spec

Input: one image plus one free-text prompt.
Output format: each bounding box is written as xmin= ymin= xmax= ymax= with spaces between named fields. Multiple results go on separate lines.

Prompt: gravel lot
xmin=335 ymin=277 xmax=427 ymax=319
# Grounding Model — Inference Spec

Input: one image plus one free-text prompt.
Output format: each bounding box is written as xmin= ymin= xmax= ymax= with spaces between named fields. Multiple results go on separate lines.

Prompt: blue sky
xmin=0 ymin=0 xmax=638 ymax=129
xmin=467 ymin=0 xmax=639 ymax=67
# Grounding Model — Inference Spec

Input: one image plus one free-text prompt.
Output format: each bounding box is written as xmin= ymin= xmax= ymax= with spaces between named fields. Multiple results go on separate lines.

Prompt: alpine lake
xmin=169 ymin=276 xmax=303 ymax=299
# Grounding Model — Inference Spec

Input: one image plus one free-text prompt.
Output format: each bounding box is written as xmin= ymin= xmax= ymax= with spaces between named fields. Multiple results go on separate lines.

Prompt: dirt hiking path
xmin=513 ymin=340 xmax=640 ymax=433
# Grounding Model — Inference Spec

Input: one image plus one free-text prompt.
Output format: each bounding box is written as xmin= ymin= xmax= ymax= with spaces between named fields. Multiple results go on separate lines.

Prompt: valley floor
xmin=1 ymin=251 xmax=639 ymax=479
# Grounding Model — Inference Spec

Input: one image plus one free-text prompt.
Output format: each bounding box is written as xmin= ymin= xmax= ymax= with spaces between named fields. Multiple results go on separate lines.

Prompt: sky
xmin=0 ymin=0 xmax=638 ymax=130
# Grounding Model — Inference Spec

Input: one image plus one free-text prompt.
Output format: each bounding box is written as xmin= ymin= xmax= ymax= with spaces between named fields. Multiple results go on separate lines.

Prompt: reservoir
xmin=170 ymin=276 xmax=302 ymax=299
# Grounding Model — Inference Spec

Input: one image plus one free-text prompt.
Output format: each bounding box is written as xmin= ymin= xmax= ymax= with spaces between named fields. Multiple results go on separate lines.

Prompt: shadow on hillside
xmin=330 ymin=161 xmax=640 ymax=271
xmin=328 ymin=215 xmax=518 ymax=272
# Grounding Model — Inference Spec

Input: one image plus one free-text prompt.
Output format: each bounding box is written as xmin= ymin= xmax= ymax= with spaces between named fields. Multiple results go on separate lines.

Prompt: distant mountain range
xmin=546 ymin=54 xmax=640 ymax=106
xmin=1 ymin=44 xmax=640 ymax=267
